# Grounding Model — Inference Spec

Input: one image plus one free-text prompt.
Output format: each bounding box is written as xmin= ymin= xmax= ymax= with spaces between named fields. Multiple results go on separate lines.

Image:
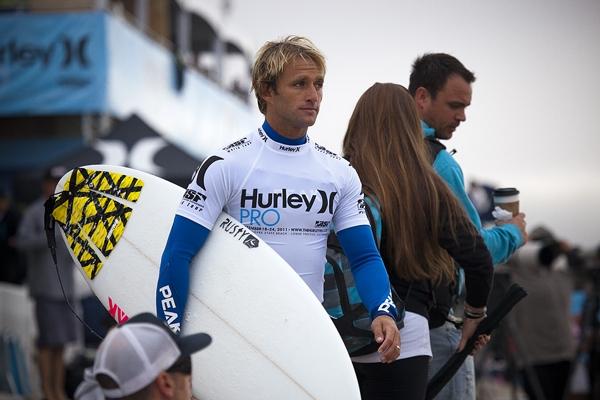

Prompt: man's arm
xmin=337 ymin=224 xmax=400 ymax=362
xmin=158 ymin=151 xmax=230 ymax=333
xmin=435 ymin=153 xmax=524 ymax=264
xmin=156 ymin=215 xmax=209 ymax=334
xmin=15 ymin=205 xmax=47 ymax=251
xmin=337 ymin=225 xmax=397 ymax=319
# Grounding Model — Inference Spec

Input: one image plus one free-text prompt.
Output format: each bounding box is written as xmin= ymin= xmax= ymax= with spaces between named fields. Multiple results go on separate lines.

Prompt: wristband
xmin=373 ymin=307 xmax=405 ymax=329
xmin=463 ymin=309 xmax=486 ymax=319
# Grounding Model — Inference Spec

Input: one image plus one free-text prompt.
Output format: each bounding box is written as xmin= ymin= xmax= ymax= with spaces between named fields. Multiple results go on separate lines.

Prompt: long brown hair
xmin=343 ymin=83 xmax=473 ymax=283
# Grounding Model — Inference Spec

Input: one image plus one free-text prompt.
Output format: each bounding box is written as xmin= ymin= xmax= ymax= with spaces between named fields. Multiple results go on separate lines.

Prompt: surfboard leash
xmin=44 ymin=192 xmax=105 ymax=341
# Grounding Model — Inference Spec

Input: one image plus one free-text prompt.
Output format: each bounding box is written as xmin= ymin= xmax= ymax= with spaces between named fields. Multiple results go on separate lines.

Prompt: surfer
xmin=156 ymin=36 xmax=401 ymax=363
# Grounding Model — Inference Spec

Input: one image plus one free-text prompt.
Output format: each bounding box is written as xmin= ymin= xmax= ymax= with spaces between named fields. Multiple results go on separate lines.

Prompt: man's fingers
xmin=373 ymin=317 xmax=400 ymax=363
xmin=376 ymin=322 xmax=395 ymax=353
xmin=468 ymin=334 xmax=492 ymax=355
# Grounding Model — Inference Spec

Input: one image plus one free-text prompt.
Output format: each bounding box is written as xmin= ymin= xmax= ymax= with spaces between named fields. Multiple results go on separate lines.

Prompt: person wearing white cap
xmin=74 ymin=312 xmax=211 ymax=400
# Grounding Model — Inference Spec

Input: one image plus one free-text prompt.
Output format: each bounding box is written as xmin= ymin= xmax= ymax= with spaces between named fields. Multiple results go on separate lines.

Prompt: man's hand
xmin=371 ymin=315 xmax=400 ymax=363
xmin=497 ymin=212 xmax=528 ymax=244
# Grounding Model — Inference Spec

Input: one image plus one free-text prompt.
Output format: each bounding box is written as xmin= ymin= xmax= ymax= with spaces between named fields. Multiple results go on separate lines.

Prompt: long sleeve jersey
xmin=156 ymin=122 xmax=397 ymax=332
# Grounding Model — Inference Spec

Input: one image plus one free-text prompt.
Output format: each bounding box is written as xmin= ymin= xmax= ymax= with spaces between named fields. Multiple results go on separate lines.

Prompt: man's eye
xmin=315 ymin=82 xmax=324 ymax=89
xmin=294 ymin=81 xmax=305 ymax=87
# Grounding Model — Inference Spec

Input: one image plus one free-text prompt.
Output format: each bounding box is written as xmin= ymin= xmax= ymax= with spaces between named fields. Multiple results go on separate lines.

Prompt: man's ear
xmin=155 ymin=372 xmax=176 ymax=398
xmin=260 ymin=81 xmax=276 ymax=103
xmin=413 ymin=87 xmax=431 ymax=112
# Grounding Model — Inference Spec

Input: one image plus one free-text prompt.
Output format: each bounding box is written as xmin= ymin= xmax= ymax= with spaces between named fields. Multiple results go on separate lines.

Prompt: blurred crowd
xmin=473 ymin=225 xmax=600 ymax=400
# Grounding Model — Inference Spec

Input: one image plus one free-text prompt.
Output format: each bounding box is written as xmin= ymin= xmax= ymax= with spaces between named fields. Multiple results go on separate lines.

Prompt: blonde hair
xmin=343 ymin=83 xmax=475 ymax=283
xmin=251 ymin=35 xmax=326 ymax=114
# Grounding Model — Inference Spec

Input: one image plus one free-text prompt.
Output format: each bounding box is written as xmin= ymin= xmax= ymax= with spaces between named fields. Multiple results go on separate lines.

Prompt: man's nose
xmin=457 ymin=109 xmax=466 ymax=122
xmin=306 ymin=84 xmax=319 ymax=102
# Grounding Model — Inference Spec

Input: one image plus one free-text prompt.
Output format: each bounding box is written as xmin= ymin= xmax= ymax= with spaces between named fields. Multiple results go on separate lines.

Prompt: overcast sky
xmin=223 ymin=0 xmax=600 ymax=249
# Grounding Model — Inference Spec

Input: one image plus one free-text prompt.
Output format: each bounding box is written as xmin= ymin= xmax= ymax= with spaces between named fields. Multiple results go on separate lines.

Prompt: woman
xmin=342 ymin=83 xmax=493 ymax=399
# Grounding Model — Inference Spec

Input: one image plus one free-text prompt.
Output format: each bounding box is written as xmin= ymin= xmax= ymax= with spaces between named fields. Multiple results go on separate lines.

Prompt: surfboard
xmin=49 ymin=165 xmax=360 ymax=400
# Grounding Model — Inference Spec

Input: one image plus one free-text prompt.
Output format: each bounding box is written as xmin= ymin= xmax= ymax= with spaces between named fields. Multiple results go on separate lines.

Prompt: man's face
xmin=418 ymin=74 xmax=472 ymax=140
xmin=262 ymin=56 xmax=324 ymax=139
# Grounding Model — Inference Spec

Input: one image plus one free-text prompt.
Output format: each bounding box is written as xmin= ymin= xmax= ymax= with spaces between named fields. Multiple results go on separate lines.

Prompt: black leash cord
xmin=44 ymin=194 xmax=105 ymax=341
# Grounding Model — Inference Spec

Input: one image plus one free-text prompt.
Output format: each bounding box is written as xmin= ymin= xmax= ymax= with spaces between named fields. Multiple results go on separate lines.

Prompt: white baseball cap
xmin=75 ymin=312 xmax=211 ymax=400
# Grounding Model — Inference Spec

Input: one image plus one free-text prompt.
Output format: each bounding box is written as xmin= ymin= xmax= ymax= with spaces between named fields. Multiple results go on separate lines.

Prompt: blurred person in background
xmin=507 ymin=226 xmax=577 ymax=400
xmin=408 ymin=52 xmax=528 ymax=399
xmin=16 ymin=166 xmax=78 ymax=400
xmin=587 ymin=244 xmax=600 ymax=399
xmin=570 ymin=243 xmax=600 ymax=399
xmin=0 ymin=186 xmax=24 ymax=284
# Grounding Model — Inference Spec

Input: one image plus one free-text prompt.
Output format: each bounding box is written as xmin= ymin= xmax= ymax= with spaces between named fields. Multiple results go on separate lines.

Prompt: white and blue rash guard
xmin=156 ymin=121 xmax=397 ymax=333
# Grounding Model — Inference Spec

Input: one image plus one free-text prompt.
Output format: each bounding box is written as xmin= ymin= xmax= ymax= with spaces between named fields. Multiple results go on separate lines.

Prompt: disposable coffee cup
xmin=493 ymin=187 xmax=520 ymax=216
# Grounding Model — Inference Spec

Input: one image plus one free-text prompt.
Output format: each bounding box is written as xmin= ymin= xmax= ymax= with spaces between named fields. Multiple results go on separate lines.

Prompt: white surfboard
xmin=50 ymin=165 xmax=360 ymax=400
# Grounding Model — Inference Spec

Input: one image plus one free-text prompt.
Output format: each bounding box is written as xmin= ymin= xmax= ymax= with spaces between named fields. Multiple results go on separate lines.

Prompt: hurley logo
xmin=240 ymin=188 xmax=337 ymax=214
xmin=1 ymin=36 xmax=90 ymax=69
xmin=279 ymin=145 xmax=300 ymax=152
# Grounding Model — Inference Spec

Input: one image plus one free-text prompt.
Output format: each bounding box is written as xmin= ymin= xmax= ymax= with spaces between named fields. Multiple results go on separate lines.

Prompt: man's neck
xmin=262 ymin=120 xmax=307 ymax=145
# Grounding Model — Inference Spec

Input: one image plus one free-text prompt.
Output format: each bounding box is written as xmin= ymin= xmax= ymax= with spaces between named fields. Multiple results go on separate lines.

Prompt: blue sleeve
xmin=434 ymin=152 xmax=523 ymax=265
xmin=337 ymin=225 xmax=398 ymax=320
xmin=479 ymin=224 xmax=523 ymax=265
xmin=156 ymin=215 xmax=209 ymax=334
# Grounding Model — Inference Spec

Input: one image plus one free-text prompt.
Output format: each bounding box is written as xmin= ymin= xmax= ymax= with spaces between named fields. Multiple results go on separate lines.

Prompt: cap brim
xmin=176 ymin=333 xmax=212 ymax=356
xmin=123 ymin=312 xmax=162 ymax=326
xmin=122 ymin=312 xmax=212 ymax=355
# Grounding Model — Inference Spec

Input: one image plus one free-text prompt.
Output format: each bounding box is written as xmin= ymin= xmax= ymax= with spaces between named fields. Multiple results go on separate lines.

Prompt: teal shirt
xmin=422 ymin=121 xmax=523 ymax=265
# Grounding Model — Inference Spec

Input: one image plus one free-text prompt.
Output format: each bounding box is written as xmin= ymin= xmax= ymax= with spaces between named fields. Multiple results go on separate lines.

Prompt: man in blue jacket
xmin=409 ymin=53 xmax=527 ymax=399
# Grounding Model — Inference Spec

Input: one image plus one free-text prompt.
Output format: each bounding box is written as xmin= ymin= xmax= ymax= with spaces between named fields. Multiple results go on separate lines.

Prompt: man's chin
xmin=437 ymin=131 xmax=453 ymax=140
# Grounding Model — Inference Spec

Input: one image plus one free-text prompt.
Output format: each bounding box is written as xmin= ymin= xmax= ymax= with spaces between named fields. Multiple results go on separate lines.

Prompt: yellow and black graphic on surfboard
xmin=51 ymin=168 xmax=144 ymax=279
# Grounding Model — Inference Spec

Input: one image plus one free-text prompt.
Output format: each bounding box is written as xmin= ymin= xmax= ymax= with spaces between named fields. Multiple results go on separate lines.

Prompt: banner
xmin=105 ymin=15 xmax=257 ymax=158
xmin=0 ymin=12 xmax=107 ymax=115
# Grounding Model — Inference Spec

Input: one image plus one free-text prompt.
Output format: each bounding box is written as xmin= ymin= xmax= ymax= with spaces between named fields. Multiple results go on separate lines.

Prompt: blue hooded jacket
xmin=422 ymin=121 xmax=523 ymax=265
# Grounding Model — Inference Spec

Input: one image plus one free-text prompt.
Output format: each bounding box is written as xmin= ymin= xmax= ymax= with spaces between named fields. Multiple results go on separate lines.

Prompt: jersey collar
xmin=259 ymin=120 xmax=310 ymax=155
